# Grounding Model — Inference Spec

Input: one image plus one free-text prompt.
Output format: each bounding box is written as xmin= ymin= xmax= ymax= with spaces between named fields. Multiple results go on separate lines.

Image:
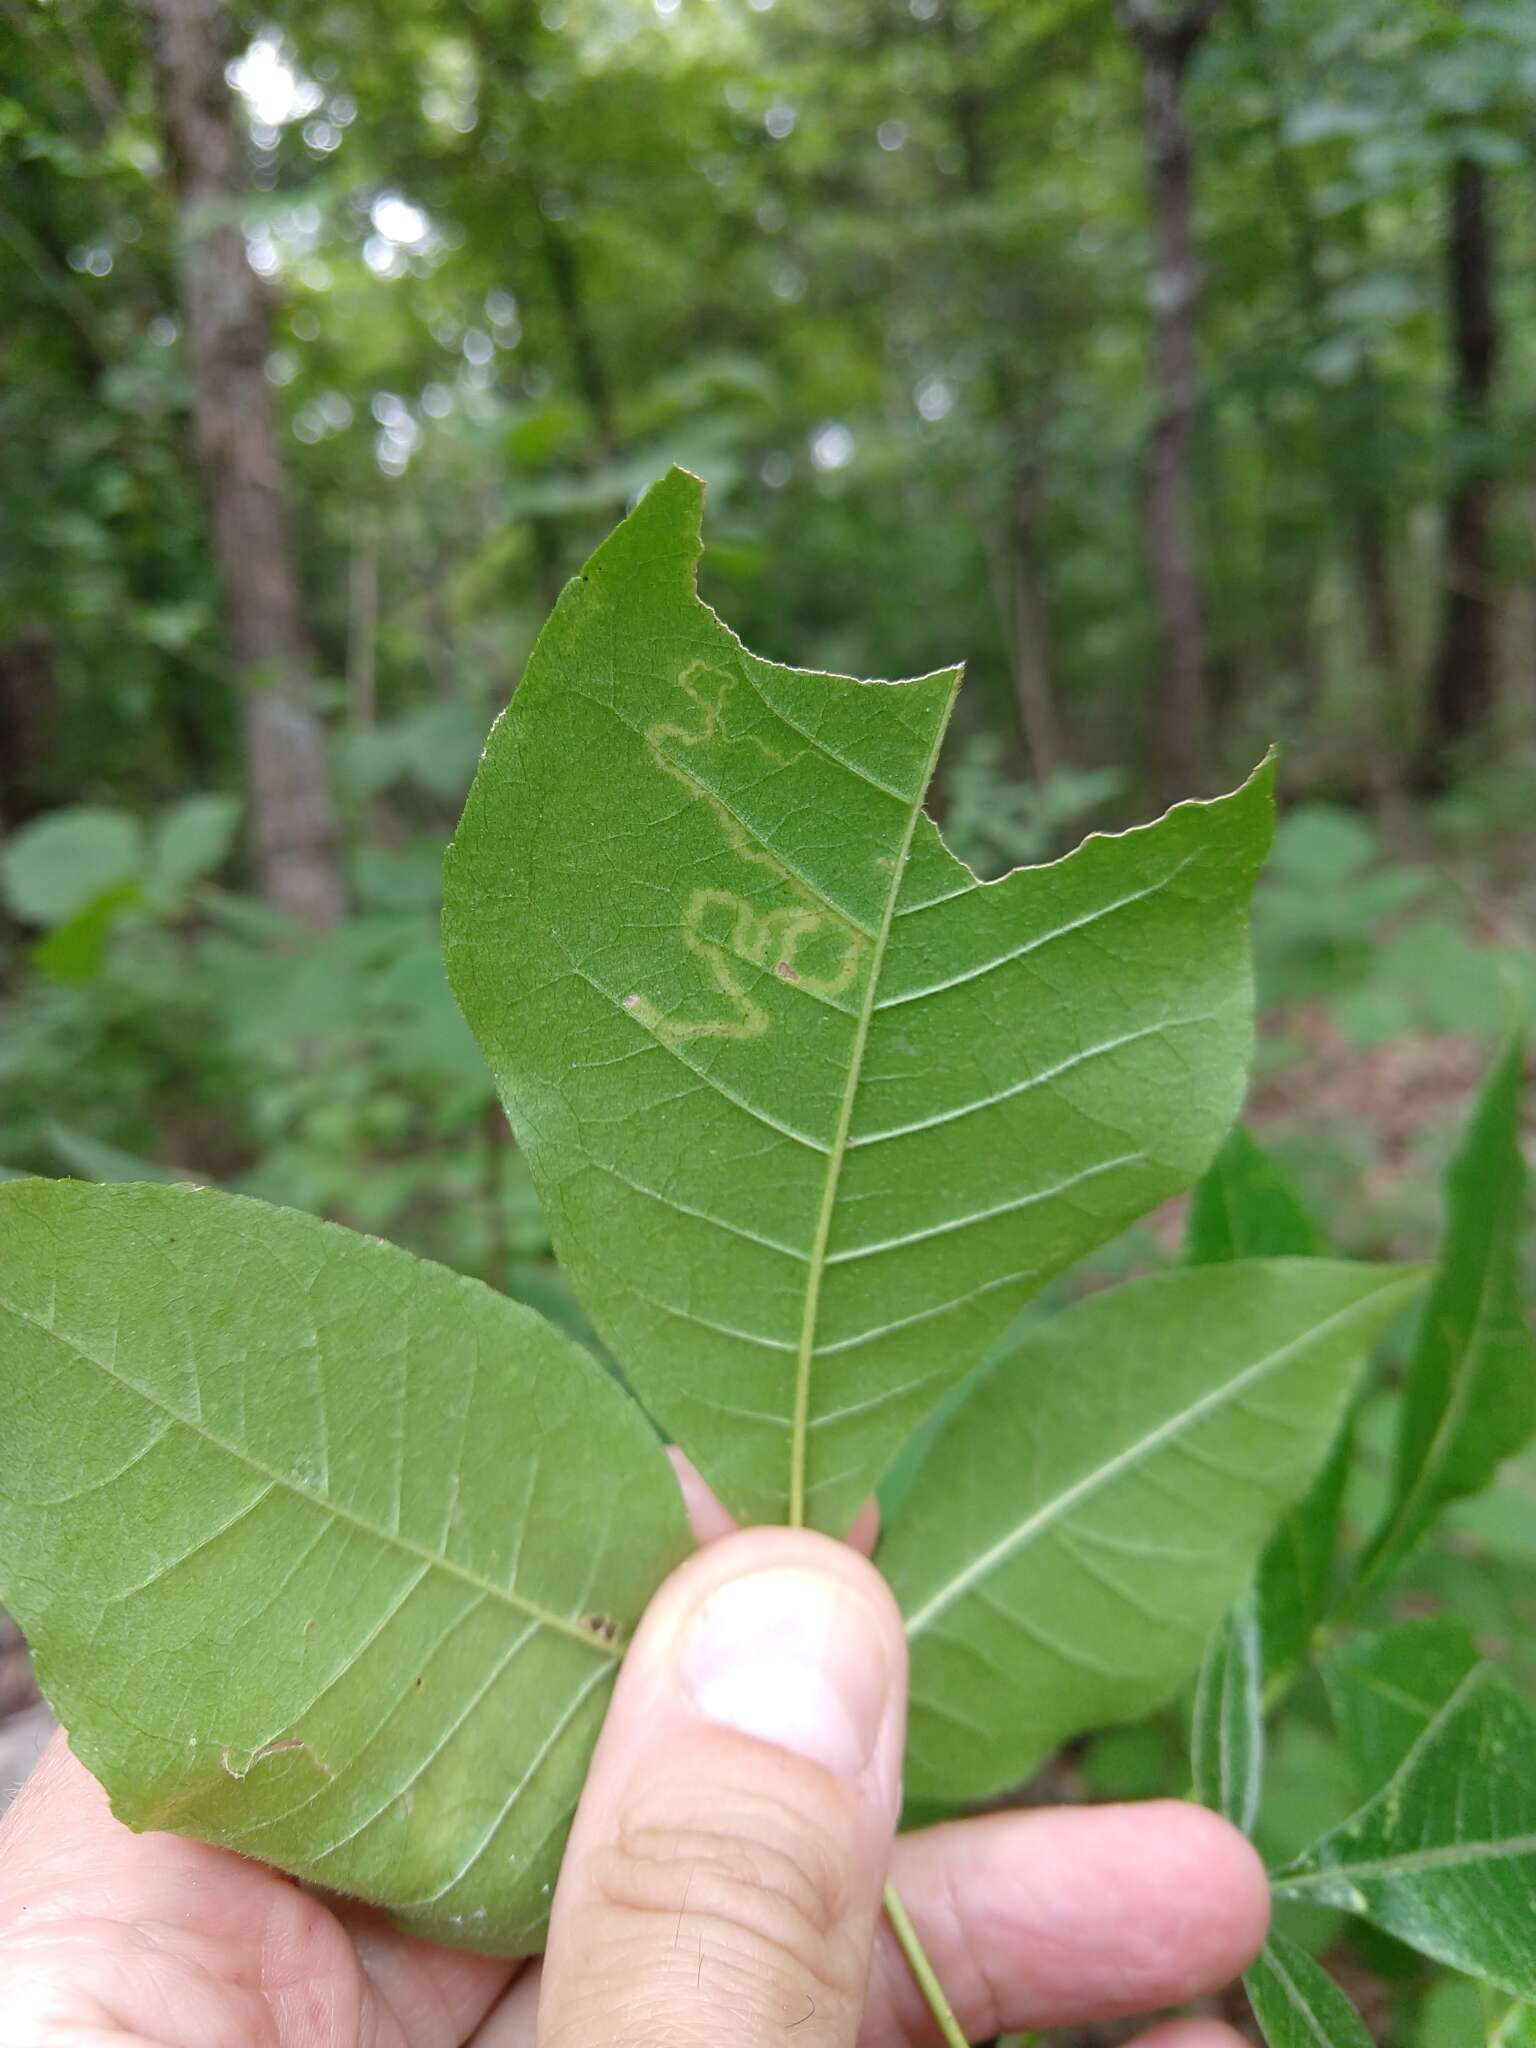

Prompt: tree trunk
xmin=1118 ymin=0 xmax=1227 ymax=804
xmin=145 ymin=0 xmax=345 ymax=929
xmin=0 ymin=631 xmax=57 ymax=834
xmin=1007 ymin=460 xmax=1066 ymax=783
xmin=1423 ymin=154 xmax=1501 ymax=781
xmin=942 ymin=9 xmax=1071 ymax=780
xmin=541 ymin=217 xmax=618 ymax=459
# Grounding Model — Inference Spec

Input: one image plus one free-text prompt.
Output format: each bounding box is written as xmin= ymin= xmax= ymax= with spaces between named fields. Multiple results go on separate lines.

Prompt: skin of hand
xmin=0 ymin=1468 xmax=1269 ymax=2048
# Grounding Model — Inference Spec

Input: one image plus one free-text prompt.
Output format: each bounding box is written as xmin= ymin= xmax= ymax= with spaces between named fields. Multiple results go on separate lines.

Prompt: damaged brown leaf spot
xmin=581 ymin=1614 xmax=621 ymax=1644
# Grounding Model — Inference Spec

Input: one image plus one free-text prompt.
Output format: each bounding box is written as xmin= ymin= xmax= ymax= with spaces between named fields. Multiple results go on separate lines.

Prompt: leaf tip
xmin=578 ymin=464 xmax=707 ymax=595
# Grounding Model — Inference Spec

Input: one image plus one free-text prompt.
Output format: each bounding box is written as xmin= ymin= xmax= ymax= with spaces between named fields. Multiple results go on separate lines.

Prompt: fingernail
xmin=679 ymin=1567 xmax=893 ymax=1778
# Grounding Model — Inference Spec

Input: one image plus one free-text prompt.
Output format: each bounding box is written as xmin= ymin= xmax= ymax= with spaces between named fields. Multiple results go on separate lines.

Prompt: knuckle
xmin=560 ymin=1763 xmax=870 ymax=2044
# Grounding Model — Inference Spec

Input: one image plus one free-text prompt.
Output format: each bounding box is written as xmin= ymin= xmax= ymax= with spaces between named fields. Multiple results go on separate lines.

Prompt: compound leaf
xmin=1244 ymin=1935 xmax=1375 ymax=2048
xmin=444 ymin=468 xmax=1274 ymax=1533
xmin=0 ymin=1179 xmax=691 ymax=1956
xmin=1275 ymin=1629 xmax=1536 ymax=2000
xmin=1357 ymin=1038 xmax=1535 ymax=1595
xmin=881 ymin=1259 xmax=1427 ymax=1802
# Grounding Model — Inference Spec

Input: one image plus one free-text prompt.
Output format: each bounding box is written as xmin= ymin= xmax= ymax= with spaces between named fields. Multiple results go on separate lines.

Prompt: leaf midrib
xmin=1364 ymin=1186 xmax=1509 ymax=1584
xmin=0 ymin=1293 xmax=622 ymax=1660
xmin=902 ymin=1281 xmax=1419 ymax=1639
xmin=1260 ymin=1944 xmax=1345 ymax=2048
xmin=786 ymin=678 xmax=958 ymax=1528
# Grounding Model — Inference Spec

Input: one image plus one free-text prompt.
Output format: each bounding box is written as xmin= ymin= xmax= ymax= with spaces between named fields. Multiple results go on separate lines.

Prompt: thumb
xmin=537 ymin=1527 xmax=907 ymax=2048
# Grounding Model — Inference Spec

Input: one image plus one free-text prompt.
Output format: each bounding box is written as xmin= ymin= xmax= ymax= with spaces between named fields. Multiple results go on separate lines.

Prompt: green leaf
xmin=1259 ymin=1418 xmax=1354 ymax=1685
xmin=1186 ymin=1126 xmax=1324 ymax=1264
xmin=1192 ymin=1586 xmax=1264 ymax=1835
xmin=1357 ymin=1039 xmax=1535 ymax=1596
xmin=1322 ymin=1619 xmax=1483 ymax=1795
xmin=1244 ymin=1934 xmax=1375 ymax=2048
xmin=47 ymin=1121 xmax=193 ymax=1185
xmin=879 ymin=1259 xmax=1426 ymax=1801
xmin=444 ymin=468 xmax=1275 ymax=1533
xmin=1274 ymin=1639 xmax=1536 ymax=2001
xmin=1184 ymin=1127 xmax=1341 ymax=1681
xmin=150 ymin=793 xmax=242 ymax=899
xmin=0 ymin=1179 xmax=691 ymax=1955
xmin=0 ymin=805 xmax=145 ymax=926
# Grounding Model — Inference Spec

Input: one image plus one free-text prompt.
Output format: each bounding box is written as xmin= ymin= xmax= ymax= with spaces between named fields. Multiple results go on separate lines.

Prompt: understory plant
xmin=0 ymin=472 xmax=1529 ymax=2044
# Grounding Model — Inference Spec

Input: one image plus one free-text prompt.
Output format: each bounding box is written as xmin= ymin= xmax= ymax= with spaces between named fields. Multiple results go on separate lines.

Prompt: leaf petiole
xmin=883 ymin=1878 xmax=971 ymax=2048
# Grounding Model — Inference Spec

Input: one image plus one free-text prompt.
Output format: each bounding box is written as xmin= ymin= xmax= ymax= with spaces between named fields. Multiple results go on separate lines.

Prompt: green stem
xmin=884 ymin=1878 xmax=971 ymax=2047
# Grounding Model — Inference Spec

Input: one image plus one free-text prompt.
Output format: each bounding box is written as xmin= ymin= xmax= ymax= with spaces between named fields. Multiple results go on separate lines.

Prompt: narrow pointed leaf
xmin=881 ymin=1259 xmax=1427 ymax=1802
xmin=1259 ymin=1414 xmax=1353 ymax=1687
xmin=1185 ymin=1128 xmax=1344 ymax=1681
xmin=1359 ymin=1038 xmax=1535 ymax=1594
xmin=444 ymin=468 xmax=1275 ymax=1532
xmin=0 ymin=1179 xmax=691 ymax=1955
xmin=1274 ymin=1637 xmax=1536 ymax=1999
xmin=1323 ymin=1620 xmax=1483 ymax=1793
xmin=1192 ymin=1586 xmax=1264 ymax=1834
xmin=1244 ymin=1935 xmax=1375 ymax=2048
xmin=1185 ymin=1126 xmax=1324 ymax=1265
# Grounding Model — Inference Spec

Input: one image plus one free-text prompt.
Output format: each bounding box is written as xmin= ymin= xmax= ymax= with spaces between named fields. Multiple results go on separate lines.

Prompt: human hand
xmin=0 ymin=1483 xmax=1268 ymax=2047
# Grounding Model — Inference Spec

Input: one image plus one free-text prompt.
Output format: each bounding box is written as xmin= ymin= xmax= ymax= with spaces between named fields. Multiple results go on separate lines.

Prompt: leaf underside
xmin=1278 ymin=1623 xmax=1536 ymax=2001
xmin=1360 ymin=1035 xmax=1535 ymax=1593
xmin=1244 ymin=1934 xmax=1375 ymax=2048
xmin=1191 ymin=1587 xmax=1264 ymax=1837
xmin=1184 ymin=1127 xmax=1345 ymax=1681
xmin=880 ymin=1259 xmax=1427 ymax=1802
xmin=445 ymin=466 xmax=1275 ymax=1533
xmin=0 ymin=1180 xmax=691 ymax=1956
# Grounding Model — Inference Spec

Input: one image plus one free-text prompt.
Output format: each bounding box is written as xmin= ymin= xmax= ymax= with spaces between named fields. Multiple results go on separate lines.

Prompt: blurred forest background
xmin=0 ymin=0 xmax=1534 ymax=2040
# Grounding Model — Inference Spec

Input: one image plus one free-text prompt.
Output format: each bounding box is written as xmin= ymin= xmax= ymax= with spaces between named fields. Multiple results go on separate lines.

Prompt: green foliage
xmin=0 ymin=1178 xmax=691 ymax=1955
xmin=883 ymin=1259 xmax=1423 ymax=1802
xmin=937 ymin=735 xmax=1123 ymax=881
xmin=444 ymin=471 xmax=1274 ymax=1534
xmin=1275 ymin=1634 xmax=1536 ymax=2001
xmin=0 ymin=796 xmax=242 ymax=982
xmin=1186 ymin=1125 xmax=1325 ymax=1265
xmin=1246 ymin=1934 xmax=1376 ymax=2047
xmin=1181 ymin=1049 xmax=1536 ymax=2045
xmin=0 ymin=453 xmax=1530 ymax=2048
xmin=1357 ymin=1037 xmax=1536 ymax=1594
xmin=1193 ymin=1589 xmax=1265 ymax=1836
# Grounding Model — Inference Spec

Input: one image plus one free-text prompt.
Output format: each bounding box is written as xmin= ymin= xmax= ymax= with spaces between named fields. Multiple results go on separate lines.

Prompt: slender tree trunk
xmin=1007 ymin=460 xmax=1066 ymax=783
xmin=1247 ymin=10 xmax=1410 ymax=815
xmin=541 ymin=218 xmax=618 ymax=459
xmin=1118 ymin=0 xmax=1227 ymax=803
xmin=346 ymin=519 xmax=378 ymax=733
xmin=145 ymin=0 xmax=345 ymax=929
xmin=0 ymin=631 xmax=56 ymax=833
xmin=943 ymin=10 xmax=1070 ymax=779
xmin=1423 ymin=154 xmax=1502 ymax=780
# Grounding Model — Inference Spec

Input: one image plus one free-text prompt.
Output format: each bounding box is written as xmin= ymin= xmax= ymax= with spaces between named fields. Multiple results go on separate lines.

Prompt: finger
xmin=0 ymin=1732 xmax=516 ymax=2048
xmin=468 ymin=1959 xmax=542 ymax=2045
xmin=1125 ymin=2025 xmax=1252 ymax=2047
xmin=866 ymin=1801 xmax=1270 ymax=2043
xmin=538 ymin=1526 xmax=907 ymax=2048
xmin=668 ymin=1448 xmax=879 ymax=1556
